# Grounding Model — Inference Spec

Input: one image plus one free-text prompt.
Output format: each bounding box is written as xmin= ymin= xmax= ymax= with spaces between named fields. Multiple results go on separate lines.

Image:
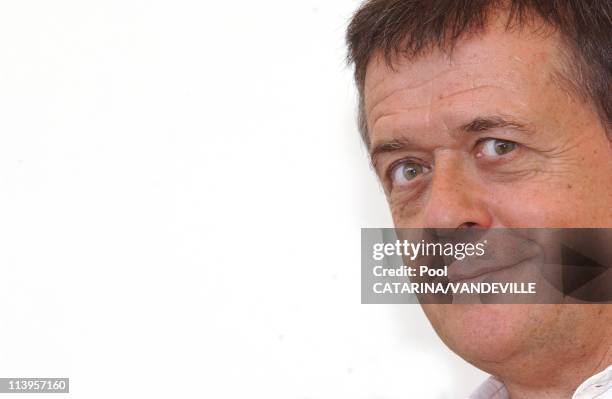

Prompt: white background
xmin=0 ymin=1 xmax=487 ymax=398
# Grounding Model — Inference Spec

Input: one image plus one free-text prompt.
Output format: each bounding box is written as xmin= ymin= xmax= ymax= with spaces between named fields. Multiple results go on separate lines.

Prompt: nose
xmin=421 ymin=156 xmax=492 ymax=229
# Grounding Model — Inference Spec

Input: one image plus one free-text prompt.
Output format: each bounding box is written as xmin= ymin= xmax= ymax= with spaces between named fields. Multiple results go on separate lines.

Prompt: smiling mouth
xmin=448 ymin=268 xmax=508 ymax=284
xmin=447 ymin=257 xmax=533 ymax=283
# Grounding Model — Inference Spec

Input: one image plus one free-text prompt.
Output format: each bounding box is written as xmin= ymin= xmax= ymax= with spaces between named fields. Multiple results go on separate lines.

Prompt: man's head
xmin=346 ymin=0 xmax=612 ymax=389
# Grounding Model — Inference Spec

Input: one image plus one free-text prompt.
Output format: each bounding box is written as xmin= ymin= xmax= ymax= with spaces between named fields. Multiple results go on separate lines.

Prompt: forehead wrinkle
xmin=365 ymin=68 xmax=454 ymax=117
xmin=368 ymin=85 xmax=507 ymax=139
xmin=364 ymin=49 xmax=498 ymax=118
xmin=369 ymin=106 xmax=430 ymax=137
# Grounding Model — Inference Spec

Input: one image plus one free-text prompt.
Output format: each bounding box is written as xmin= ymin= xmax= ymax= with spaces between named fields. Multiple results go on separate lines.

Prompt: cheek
xmin=388 ymin=191 xmax=427 ymax=227
xmin=486 ymin=179 xmax=611 ymax=228
xmin=488 ymin=185 xmax=571 ymax=227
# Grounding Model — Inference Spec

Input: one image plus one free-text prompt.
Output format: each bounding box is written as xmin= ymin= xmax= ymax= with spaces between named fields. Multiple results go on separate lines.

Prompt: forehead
xmin=363 ymin=25 xmax=564 ymax=145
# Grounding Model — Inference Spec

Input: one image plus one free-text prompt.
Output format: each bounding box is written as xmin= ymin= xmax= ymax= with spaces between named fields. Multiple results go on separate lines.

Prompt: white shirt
xmin=469 ymin=365 xmax=612 ymax=399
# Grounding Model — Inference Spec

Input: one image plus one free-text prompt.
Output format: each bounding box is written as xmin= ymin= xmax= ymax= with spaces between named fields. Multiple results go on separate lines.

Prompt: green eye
xmin=482 ymin=139 xmax=517 ymax=157
xmin=391 ymin=162 xmax=427 ymax=186
xmin=494 ymin=140 xmax=516 ymax=155
xmin=403 ymin=163 xmax=423 ymax=180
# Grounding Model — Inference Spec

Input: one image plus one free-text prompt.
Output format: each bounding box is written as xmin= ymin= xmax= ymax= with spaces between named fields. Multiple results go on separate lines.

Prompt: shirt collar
xmin=469 ymin=365 xmax=612 ymax=399
xmin=468 ymin=376 xmax=508 ymax=399
xmin=572 ymin=365 xmax=612 ymax=399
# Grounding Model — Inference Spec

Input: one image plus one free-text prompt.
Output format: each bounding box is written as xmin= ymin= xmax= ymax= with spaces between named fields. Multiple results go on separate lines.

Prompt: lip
xmin=447 ymin=258 xmax=527 ymax=283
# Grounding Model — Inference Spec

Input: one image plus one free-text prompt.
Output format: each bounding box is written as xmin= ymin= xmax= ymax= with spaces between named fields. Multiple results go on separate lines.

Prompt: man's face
xmin=363 ymin=20 xmax=612 ymax=370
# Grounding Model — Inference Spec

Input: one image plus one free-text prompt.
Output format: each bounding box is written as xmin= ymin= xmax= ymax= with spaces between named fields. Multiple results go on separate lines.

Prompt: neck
xmin=501 ymin=336 xmax=611 ymax=399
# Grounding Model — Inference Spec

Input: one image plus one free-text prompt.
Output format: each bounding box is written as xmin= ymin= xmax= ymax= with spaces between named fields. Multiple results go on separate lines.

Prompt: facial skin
xmin=363 ymin=15 xmax=612 ymax=398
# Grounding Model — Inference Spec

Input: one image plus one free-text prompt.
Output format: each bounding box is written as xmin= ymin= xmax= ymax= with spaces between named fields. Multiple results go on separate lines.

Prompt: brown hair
xmin=346 ymin=0 xmax=612 ymax=146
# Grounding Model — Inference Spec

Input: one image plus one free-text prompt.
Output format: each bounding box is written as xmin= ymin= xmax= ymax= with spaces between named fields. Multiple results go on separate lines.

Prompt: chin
xmin=421 ymin=303 xmax=558 ymax=366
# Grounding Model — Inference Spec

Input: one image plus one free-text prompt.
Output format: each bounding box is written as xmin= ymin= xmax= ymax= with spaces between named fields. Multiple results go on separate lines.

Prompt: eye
xmin=478 ymin=138 xmax=517 ymax=158
xmin=390 ymin=161 xmax=429 ymax=187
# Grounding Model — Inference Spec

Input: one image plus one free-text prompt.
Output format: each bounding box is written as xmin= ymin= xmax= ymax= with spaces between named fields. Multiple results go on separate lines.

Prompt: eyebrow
xmin=369 ymin=115 xmax=531 ymax=167
xmin=460 ymin=115 xmax=529 ymax=133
